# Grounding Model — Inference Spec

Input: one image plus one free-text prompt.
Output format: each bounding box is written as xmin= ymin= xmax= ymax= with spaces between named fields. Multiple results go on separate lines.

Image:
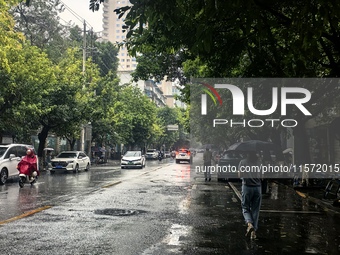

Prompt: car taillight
xmin=188 ymin=151 xmax=191 ymax=155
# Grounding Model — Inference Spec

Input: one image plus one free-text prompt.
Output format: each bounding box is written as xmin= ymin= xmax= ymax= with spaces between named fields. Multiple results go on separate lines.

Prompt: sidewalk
xmin=229 ymin=179 xmax=340 ymax=215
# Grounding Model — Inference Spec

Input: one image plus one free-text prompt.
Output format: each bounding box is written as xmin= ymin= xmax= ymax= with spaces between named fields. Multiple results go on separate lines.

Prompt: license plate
xmin=56 ymin=165 xmax=62 ymax=169
xmin=128 ymin=162 xmax=133 ymax=165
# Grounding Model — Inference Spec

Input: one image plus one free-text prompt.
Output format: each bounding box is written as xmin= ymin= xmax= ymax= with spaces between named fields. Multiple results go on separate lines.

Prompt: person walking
xmin=238 ymin=151 xmax=262 ymax=240
xmin=45 ymin=150 xmax=52 ymax=170
xmin=203 ymin=148 xmax=213 ymax=181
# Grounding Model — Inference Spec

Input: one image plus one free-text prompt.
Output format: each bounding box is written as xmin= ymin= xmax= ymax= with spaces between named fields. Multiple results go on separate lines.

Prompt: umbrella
xmin=283 ymin=148 xmax=293 ymax=154
xmin=227 ymin=140 xmax=276 ymax=152
xmin=43 ymin=147 xmax=54 ymax=151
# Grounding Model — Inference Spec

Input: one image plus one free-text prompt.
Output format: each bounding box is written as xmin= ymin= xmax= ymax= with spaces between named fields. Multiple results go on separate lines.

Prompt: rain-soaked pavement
xmin=0 ymin=155 xmax=339 ymax=255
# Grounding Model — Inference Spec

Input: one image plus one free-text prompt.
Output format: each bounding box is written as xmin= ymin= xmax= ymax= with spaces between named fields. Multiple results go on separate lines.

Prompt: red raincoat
xmin=17 ymin=153 xmax=39 ymax=176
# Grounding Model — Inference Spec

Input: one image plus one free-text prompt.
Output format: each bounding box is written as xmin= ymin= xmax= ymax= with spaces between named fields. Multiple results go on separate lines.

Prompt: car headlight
xmin=66 ymin=160 xmax=74 ymax=164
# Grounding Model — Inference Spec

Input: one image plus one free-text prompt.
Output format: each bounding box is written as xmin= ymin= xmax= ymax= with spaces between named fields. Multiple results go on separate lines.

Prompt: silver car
xmin=121 ymin=151 xmax=145 ymax=169
xmin=50 ymin=151 xmax=91 ymax=173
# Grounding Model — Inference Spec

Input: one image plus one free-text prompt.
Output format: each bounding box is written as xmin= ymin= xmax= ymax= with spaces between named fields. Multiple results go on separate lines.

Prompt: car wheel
xmin=73 ymin=164 xmax=79 ymax=173
xmin=121 ymin=166 xmax=124 ymax=169
xmin=50 ymin=170 xmax=55 ymax=174
xmin=176 ymin=159 xmax=180 ymax=164
xmin=0 ymin=169 xmax=8 ymax=185
xmin=85 ymin=163 xmax=90 ymax=171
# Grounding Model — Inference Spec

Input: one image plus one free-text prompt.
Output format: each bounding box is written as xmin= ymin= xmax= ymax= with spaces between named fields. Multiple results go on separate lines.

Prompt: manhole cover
xmin=94 ymin=208 xmax=146 ymax=216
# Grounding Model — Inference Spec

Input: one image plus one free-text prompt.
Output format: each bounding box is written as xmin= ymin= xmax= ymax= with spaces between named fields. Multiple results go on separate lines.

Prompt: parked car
xmin=0 ymin=144 xmax=35 ymax=184
xmin=50 ymin=151 xmax=90 ymax=173
xmin=217 ymin=151 xmax=244 ymax=182
xmin=121 ymin=151 xmax=145 ymax=169
xmin=145 ymin=149 xmax=158 ymax=160
xmin=175 ymin=149 xmax=192 ymax=164
xmin=164 ymin=151 xmax=171 ymax=158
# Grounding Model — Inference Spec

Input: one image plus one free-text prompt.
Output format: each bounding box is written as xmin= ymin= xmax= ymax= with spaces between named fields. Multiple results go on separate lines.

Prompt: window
xmin=116 ymin=30 xmax=120 ymax=33
xmin=6 ymin=147 xmax=17 ymax=158
xmin=126 ymin=65 xmax=130 ymax=68
xmin=18 ymin=146 xmax=27 ymax=157
xmin=126 ymin=59 xmax=130 ymax=62
xmin=121 ymin=59 xmax=125 ymax=62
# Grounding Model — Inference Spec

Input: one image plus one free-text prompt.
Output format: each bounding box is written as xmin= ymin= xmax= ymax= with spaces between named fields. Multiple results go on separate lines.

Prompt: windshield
xmin=57 ymin=152 xmax=77 ymax=158
xmin=0 ymin=146 xmax=8 ymax=158
xmin=125 ymin=151 xmax=141 ymax=157
xmin=147 ymin=150 xmax=156 ymax=153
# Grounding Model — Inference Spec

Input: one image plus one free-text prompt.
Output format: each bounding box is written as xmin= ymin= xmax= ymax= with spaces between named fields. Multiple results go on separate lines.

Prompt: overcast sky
xmin=59 ymin=0 xmax=103 ymax=32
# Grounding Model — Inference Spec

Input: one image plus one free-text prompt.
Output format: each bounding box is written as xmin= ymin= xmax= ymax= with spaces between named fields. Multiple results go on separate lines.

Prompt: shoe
xmin=209 ymin=178 xmax=211 ymax=181
xmin=251 ymin=231 xmax=256 ymax=240
xmin=245 ymin=223 xmax=254 ymax=237
xmin=205 ymin=178 xmax=207 ymax=182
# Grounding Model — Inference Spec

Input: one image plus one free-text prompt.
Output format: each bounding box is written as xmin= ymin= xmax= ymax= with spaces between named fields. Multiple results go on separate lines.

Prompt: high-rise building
xmin=102 ymin=0 xmax=135 ymax=73
xmin=102 ymin=0 xmax=184 ymax=108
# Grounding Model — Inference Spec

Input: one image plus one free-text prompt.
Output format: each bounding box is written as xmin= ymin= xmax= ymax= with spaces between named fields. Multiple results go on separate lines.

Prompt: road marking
xmin=101 ymin=180 xmax=122 ymax=188
xmin=94 ymin=169 xmax=121 ymax=174
xmin=0 ymin=205 xmax=52 ymax=225
xmin=228 ymin=182 xmax=242 ymax=200
xmin=260 ymin=210 xmax=322 ymax=214
xmin=192 ymin=185 xmax=197 ymax=190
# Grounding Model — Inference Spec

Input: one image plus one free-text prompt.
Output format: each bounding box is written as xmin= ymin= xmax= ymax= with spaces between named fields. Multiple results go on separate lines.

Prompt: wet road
xmin=0 ymin=155 xmax=339 ymax=254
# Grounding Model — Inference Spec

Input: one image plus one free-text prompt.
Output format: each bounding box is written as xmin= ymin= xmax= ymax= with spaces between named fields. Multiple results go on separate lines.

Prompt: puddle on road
xmin=94 ymin=208 xmax=147 ymax=216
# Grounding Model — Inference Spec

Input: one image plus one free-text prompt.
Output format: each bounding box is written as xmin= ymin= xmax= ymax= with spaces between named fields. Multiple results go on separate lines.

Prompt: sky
xmin=58 ymin=0 xmax=103 ymax=32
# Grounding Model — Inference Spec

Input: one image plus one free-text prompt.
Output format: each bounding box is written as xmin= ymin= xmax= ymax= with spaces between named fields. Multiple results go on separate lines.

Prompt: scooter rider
xmin=17 ymin=148 xmax=39 ymax=182
xmin=158 ymin=150 xmax=163 ymax=161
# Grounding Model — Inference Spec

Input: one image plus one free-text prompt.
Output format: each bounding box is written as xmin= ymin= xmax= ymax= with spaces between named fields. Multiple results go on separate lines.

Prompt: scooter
xmin=158 ymin=153 xmax=163 ymax=161
xmin=19 ymin=171 xmax=38 ymax=188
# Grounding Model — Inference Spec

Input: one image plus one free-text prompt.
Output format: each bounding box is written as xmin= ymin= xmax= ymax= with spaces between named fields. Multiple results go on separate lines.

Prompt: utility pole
xmin=80 ymin=20 xmax=87 ymax=152
xmin=83 ymin=20 xmax=87 ymax=76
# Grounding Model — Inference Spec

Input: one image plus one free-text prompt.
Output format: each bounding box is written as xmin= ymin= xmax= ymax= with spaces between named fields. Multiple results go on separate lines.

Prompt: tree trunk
xmin=37 ymin=125 xmax=50 ymax=171
xmin=293 ymin=121 xmax=311 ymax=186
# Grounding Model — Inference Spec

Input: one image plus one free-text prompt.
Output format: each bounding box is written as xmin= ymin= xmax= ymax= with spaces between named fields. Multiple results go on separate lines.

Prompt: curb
xmin=274 ymin=181 xmax=340 ymax=216
xmin=294 ymin=190 xmax=340 ymax=215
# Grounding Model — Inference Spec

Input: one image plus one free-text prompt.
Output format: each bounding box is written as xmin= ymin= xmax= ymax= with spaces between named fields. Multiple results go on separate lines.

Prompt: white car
xmin=50 ymin=151 xmax=91 ymax=173
xmin=121 ymin=151 xmax=145 ymax=169
xmin=0 ymin=144 xmax=35 ymax=184
xmin=175 ymin=148 xmax=192 ymax=164
xmin=145 ymin=149 xmax=158 ymax=160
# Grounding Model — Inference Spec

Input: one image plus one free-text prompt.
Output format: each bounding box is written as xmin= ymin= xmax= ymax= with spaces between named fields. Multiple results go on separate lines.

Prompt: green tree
xmin=113 ymin=85 xmax=157 ymax=149
xmin=0 ymin=0 xmax=56 ymax=143
xmin=155 ymin=106 xmax=180 ymax=149
xmin=11 ymin=0 xmax=69 ymax=62
xmin=35 ymin=48 xmax=99 ymax=157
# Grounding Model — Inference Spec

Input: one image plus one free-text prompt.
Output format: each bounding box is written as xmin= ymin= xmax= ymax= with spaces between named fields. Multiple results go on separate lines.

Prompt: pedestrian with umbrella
xmin=238 ymin=151 xmax=262 ymax=240
xmin=203 ymin=148 xmax=213 ymax=181
xmin=228 ymin=140 xmax=275 ymax=240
